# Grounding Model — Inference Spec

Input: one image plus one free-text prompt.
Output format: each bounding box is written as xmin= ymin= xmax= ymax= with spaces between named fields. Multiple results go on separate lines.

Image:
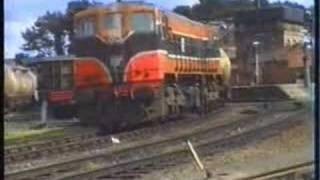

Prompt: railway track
xmin=238 ymin=161 xmax=314 ymax=180
xmin=5 ymin=107 xmax=305 ymax=180
xmin=5 ymin=101 xmax=298 ymax=165
xmin=5 ymin=132 xmax=96 ymax=155
xmin=5 ymin=105 xmax=236 ymax=172
xmin=55 ymin=109 xmax=306 ymax=180
xmin=4 ymin=105 xmax=233 ymax=166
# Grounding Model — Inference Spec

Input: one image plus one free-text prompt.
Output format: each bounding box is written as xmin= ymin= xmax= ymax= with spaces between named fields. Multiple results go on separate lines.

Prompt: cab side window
xmin=75 ymin=19 xmax=95 ymax=37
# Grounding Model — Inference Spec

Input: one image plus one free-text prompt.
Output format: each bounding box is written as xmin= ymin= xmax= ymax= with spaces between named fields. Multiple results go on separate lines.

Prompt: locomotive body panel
xmin=74 ymin=58 xmax=112 ymax=90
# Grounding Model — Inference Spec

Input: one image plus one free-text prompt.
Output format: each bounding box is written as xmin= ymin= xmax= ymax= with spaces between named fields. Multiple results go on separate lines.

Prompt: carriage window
xmin=131 ymin=13 xmax=154 ymax=32
xmin=104 ymin=14 xmax=122 ymax=31
xmin=76 ymin=19 xmax=95 ymax=37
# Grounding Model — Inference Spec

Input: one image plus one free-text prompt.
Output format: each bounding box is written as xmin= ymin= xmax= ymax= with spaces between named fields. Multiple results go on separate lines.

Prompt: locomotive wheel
xmin=154 ymin=84 xmax=187 ymax=121
xmin=77 ymin=103 xmax=99 ymax=126
xmin=159 ymin=85 xmax=171 ymax=121
xmin=98 ymin=101 xmax=122 ymax=133
xmin=130 ymin=85 xmax=170 ymax=124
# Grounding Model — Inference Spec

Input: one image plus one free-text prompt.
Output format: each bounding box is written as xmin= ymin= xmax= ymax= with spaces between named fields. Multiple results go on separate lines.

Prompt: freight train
xmin=36 ymin=1 xmax=231 ymax=132
xmin=4 ymin=63 xmax=38 ymax=113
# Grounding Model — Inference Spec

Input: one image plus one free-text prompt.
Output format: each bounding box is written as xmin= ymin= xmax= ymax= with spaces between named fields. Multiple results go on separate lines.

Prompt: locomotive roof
xmin=75 ymin=1 xmax=207 ymax=28
xmin=29 ymin=56 xmax=77 ymax=64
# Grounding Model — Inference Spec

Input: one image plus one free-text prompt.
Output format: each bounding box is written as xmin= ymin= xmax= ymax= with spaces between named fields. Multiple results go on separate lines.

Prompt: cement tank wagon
xmin=4 ymin=64 xmax=38 ymax=112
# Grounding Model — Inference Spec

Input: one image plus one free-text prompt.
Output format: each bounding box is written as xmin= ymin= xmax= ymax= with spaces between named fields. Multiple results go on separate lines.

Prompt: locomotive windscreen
xmin=104 ymin=13 xmax=122 ymax=38
xmin=130 ymin=13 xmax=154 ymax=33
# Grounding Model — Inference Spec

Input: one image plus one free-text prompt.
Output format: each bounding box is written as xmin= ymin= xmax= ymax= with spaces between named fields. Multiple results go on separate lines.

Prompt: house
xmin=232 ymin=6 xmax=310 ymax=85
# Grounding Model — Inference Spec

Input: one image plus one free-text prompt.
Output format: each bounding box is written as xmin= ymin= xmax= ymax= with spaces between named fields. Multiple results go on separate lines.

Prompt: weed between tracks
xmin=85 ymin=162 xmax=100 ymax=171
xmin=5 ymin=129 xmax=65 ymax=146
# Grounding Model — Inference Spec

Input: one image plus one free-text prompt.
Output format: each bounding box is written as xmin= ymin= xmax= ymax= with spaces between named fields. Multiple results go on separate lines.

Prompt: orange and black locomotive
xmin=38 ymin=1 xmax=231 ymax=132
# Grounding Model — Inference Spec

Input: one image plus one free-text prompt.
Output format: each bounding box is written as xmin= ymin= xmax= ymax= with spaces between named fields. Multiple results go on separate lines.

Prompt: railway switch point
xmin=186 ymin=140 xmax=210 ymax=179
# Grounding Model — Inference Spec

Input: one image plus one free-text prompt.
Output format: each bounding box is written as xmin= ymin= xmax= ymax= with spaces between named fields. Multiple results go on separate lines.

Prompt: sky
xmin=4 ymin=0 xmax=314 ymax=58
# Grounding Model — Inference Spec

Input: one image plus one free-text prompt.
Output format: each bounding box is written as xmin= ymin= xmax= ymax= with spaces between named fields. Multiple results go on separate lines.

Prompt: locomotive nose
xmin=74 ymin=58 xmax=113 ymax=90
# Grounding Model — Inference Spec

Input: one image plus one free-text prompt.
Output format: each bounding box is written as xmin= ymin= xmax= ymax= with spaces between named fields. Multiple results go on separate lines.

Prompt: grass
xmin=85 ymin=162 xmax=100 ymax=171
xmin=5 ymin=128 xmax=65 ymax=146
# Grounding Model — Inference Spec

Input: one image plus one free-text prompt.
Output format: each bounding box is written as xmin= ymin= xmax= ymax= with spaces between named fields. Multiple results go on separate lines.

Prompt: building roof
xmin=234 ymin=6 xmax=305 ymax=25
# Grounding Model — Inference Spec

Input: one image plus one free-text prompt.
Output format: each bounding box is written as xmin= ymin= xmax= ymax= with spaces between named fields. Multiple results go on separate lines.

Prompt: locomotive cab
xmin=74 ymin=5 xmax=158 ymax=43
xmin=73 ymin=4 xmax=162 ymax=88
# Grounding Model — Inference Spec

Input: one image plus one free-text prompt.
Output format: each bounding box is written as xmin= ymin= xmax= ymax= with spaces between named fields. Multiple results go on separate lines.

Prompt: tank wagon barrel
xmin=4 ymin=64 xmax=38 ymax=113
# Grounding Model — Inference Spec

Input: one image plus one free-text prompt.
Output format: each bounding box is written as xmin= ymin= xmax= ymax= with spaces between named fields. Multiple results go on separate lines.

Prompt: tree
xmin=21 ymin=0 xmax=102 ymax=57
xmin=191 ymin=0 xmax=255 ymax=21
xmin=254 ymin=0 xmax=270 ymax=8
xmin=195 ymin=0 xmax=226 ymax=21
xmin=37 ymin=11 xmax=67 ymax=55
xmin=173 ymin=5 xmax=193 ymax=19
xmin=15 ymin=53 xmax=30 ymax=60
xmin=21 ymin=24 xmax=54 ymax=57
xmin=21 ymin=12 xmax=66 ymax=57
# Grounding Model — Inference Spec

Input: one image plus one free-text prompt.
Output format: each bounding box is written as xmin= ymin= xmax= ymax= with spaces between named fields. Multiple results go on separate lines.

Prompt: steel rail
xmin=5 ymin=105 xmax=229 ymax=165
xmin=237 ymin=161 xmax=314 ymax=180
xmin=5 ymin=109 xmax=305 ymax=180
xmin=5 ymin=101 xmax=295 ymax=163
xmin=5 ymin=132 xmax=97 ymax=161
xmin=59 ymin=109 xmax=307 ymax=180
